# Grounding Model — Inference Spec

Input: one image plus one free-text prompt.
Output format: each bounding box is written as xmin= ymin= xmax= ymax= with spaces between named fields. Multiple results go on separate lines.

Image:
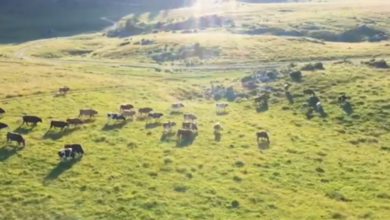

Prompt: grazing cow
xmin=216 ymin=103 xmax=229 ymax=112
xmin=58 ymin=86 xmax=70 ymax=94
xmin=66 ymin=118 xmax=83 ymax=126
xmin=254 ymin=93 xmax=269 ymax=104
xmin=303 ymin=89 xmax=315 ymax=96
xmin=79 ymin=108 xmax=98 ymax=117
xmin=338 ymin=94 xmax=347 ymax=103
xmin=119 ymin=104 xmax=134 ymax=112
xmin=50 ymin=120 xmax=69 ymax=130
xmin=107 ymin=113 xmax=126 ymax=121
xmin=177 ymin=128 xmax=193 ymax=141
xmin=22 ymin=115 xmax=43 ymax=126
xmin=122 ymin=109 xmax=136 ymax=118
xmin=0 ymin=122 xmax=9 ymax=130
xmin=171 ymin=102 xmax=185 ymax=111
xmin=0 ymin=108 xmax=5 ymax=114
xmin=213 ymin=122 xmax=223 ymax=133
xmin=256 ymin=131 xmax=270 ymax=142
xmin=6 ymin=132 xmax=25 ymax=146
xmin=183 ymin=113 xmax=197 ymax=121
xmin=58 ymin=144 xmax=84 ymax=161
xmin=284 ymin=83 xmax=291 ymax=91
xmin=182 ymin=122 xmax=198 ymax=130
xmin=138 ymin=107 xmax=153 ymax=115
xmin=162 ymin=121 xmax=176 ymax=132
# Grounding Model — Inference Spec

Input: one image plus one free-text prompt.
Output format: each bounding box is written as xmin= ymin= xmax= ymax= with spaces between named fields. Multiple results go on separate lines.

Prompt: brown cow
xmin=177 ymin=129 xmax=193 ymax=141
xmin=119 ymin=104 xmax=134 ymax=112
xmin=79 ymin=108 xmax=98 ymax=117
xmin=66 ymin=118 xmax=83 ymax=126
xmin=58 ymin=86 xmax=70 ymax=94
xmin=122 ymin=109 xmax=136 ymax=118
xmin=303 ymin=89 xmax=315 ymax=96
xmin=138 ymin=107 xmax=153 ymax=115
xmin=256 ymin=131 xmax=270 ymax=142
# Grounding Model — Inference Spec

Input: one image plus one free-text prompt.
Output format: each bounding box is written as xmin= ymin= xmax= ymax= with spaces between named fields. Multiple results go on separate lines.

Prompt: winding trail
xmin=14 ymin=17 xmax=379 ymax=70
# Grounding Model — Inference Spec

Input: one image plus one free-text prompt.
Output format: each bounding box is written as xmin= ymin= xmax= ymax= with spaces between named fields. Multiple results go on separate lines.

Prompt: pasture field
xmin=1 ymin=0 xmax=390 ymax=219
xmin=1 ymin=59 xmax=390 ymax=220
xmin=23 ymin=0 xmax=390 ymax=65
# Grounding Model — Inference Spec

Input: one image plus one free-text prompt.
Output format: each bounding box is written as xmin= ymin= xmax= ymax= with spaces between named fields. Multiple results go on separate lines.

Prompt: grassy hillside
xmin=1 ymin=0 xmax=390 ymax=219
xmin=22 ymin=0 xmax=390 ymax=65
xmin=1 ymin=57 xmax=390 ymax=219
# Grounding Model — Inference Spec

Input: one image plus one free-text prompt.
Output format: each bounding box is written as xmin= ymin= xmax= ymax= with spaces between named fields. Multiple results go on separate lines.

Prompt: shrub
xmin=289 ymin=70 xmax=302 ymax=81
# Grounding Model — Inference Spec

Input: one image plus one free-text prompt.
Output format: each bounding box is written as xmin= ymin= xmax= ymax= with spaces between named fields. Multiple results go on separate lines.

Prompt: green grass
xmin=1 ymin=0 xmax=390 ymax=219
xmin=1 ymin=58 xmax=390 ymax=219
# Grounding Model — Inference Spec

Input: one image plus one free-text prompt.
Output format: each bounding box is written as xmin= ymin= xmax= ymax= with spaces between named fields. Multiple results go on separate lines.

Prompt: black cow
xmin=182 ymin=122 xmax=198 ymax=130
xmin=177 ymin=128 xmax=193 ymax=141
xmin=6 ymin=132 xmax=25 ymax=146
xmin=107 ymin=113 xmax=126 ymax=121
xmin=22 ymin=115 xmax=42 ymax=126
xmin=49 ymin=120 xmax=69 ymax=130
xmin=58 ymin=144 xmax=84 ymax=161
xmin=0 ymin=122 xmax=9 ymax=130
xmin=256 ymin=131 xmax=270 ymax=142
xmin=148 ymin=112 xmax=164 ymax=120
xmin=0 ymin=108 xmax=5 ymax=114
xmin=338 ymin=94 xmax=348 ymax=103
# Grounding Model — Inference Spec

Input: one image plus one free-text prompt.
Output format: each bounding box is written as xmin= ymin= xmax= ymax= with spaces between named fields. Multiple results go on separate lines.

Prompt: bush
xmin=289 ymin=70 xmax=302 ymax=81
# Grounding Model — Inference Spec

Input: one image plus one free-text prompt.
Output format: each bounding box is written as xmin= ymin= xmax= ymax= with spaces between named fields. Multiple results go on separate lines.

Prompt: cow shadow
xmin=256 ymin=103 xmax=269 ymax=113
xmin=82 ymin=118 xmax=96 ymax=124
xmin=285 ymin=92 xmax=294 ymax=104
xmin=0 ymin=146 xmax=23 ymax=161
xmin=43 ymin=158 xmax=82 ymax=183
xmin=176 ymin=133 xmax=198 ymax=147
xmin=216 ymin=111 xmax=229 ymax=116
xmin=14 ymin=125 xmax=35 ymax=134
xmin=214 ymin=132 xmax=222 ymax=142
xmin=42 ymin=127 xmax=79 ymax=140
xmin=342 ymin=102 xmax=353 ymax=115
xmin=53 ymin=93 xmax=66 ymax=98
xmin=318 ymin=109 xmax=328 ymax=118
xmin=145 ymin=122 xmax=161 ymax=129
xmin=160 ymin=131 xmax=176 ymax=142
xmin=169 ymin=111 xmax=183 ymax=115
xmin=102 ymin=121 xmax=127 ymax=131
xmin=258 ymin=140 xmax=270 ymax=150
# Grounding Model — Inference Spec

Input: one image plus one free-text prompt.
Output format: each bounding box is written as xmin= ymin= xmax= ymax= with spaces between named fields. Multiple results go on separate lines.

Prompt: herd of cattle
xmin=0 ymin=82 xmax=351 ymax=162
xmin=0 ymin=101 xmax=271 ymax=162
